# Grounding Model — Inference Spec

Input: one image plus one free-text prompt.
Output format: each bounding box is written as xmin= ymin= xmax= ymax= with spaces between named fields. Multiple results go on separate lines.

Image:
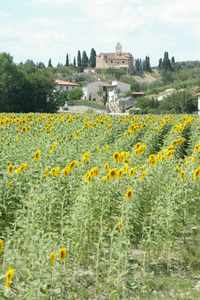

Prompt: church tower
xmin=115 ymin=42 xmax=122 ymax=55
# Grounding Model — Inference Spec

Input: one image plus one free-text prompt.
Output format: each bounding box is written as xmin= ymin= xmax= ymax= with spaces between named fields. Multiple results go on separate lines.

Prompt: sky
xmin=0 ymin=0 xmax=199 ymax=66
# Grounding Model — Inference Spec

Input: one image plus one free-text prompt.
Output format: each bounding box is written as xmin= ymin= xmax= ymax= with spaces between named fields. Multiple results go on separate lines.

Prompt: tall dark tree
xmin=144 ymin=56 xmax=152 ymax=72
xmin=162 ymin=52 xmax=172 ymax=71
xmin=89 ymin=48 xmax=96 ymax=68
xmin=171 ymin=56 xmax=176 ymax=65
xmin=135 ymin=58 xmax=143 ymax=75
xmin=38 ymin=62 xmax=46 ymax=69
xmin=65 ymin=53 xmax=69 ymax=66
xmin=82 ymin=51 xmax=89 ymax=69
xmin=158 ymin=58 xmax=163 ymax=69
xmin=77 ymin=50 xmax=82 ymax=69
xmin=73 ymin=57 xmax=76 ymax=67
xmin=48 ymin=58 xmax=53 ymax=68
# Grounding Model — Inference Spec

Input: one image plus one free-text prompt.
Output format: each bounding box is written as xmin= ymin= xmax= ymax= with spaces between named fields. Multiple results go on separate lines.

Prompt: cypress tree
xmin=65 ymin=54 xmax=69 ymax=66
xmin=73 ymin=57 xmax=76 ymax=67
xmin=77 ymin=50 xmax=82 ymax=69
xmin=89 ymin=48 xmax=96 ymax=68
xmin=48 ymin=58 xmax=52 ymax=68
xmin=158 ymin=58 xmax=163 ymax=69
xmin=82 ymin=51 xmax=89 ymax=70
xmin=145 ymin=56 xmax=152 ymax=72
xmin=162 ymin=52 xmax=172 ymax=71
xmin=171 ymin=56 xmax=175 ymax=65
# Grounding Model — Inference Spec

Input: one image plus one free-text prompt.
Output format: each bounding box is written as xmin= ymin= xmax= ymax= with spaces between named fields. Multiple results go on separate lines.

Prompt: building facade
xmin=96 ymin=43 xmax=134 ymax=73
xmin=82 ymin=80 xmax=131 ymax=104
xmin=55 ymin=79 xmax=79 ymax=92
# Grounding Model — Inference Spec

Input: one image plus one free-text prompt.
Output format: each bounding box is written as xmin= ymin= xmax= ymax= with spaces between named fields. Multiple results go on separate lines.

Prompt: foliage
xmin=67 ymin=87 xmax=83 ymax=100
xmin=89 ymin=48 xmax=96 ymax=68
xmin=65 ymin=54 xmax=69 ymax=67
xmin=159 ymin=91 xmax=197 ymax=113
xmin=82 ymin=51 xmax=89 ymax=70
xmin=136 ymin=91 xmax=197 ymax=114
xmin=0 ymin=52 xmax=57 ymax=112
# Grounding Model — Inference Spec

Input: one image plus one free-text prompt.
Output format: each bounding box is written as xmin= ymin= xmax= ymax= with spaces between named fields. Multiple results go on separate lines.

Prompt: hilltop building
xmin=96 ymin=43 xmax=134 ymax=73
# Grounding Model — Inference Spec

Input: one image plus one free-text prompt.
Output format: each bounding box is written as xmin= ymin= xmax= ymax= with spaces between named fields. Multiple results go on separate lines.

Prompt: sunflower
xmin=49 ymin=252 xmax=56 ymax=267
xmin=33 ymin=149 xmax=41 ymax=161
xmin=194 ymin=144 xmax=200 ymax=153
xmin=7 ymin=163 xmax=14 ymax=175
xmin=91 ymin=167 xmax=99 ymax=177
xmin=68 ymin=160 xmax=78 ymax=171
xmin=108 ymin=168 xmax=118 ymax=180
xmin=113 ymin=152 xmax=120 ymax=163
xmin=50 ymin=167 xmax=61 ymax=177
xmin=59 ymin=247 xmax=68 ymax=262
xmin=82 ymin=151 xmax=90 ymax=164
xmin=125 ymin=187 xmax=134 ymax=201
xmin=193 ymin=167 xmax=200 ymax=180
xmin=129 ymin=167 xmax=136 ymax=177
xmin=134 ymin=143 xmax=146 ymax=156
xmin=4 ymin=267 xmax=15 ymax=288
xmin=148 ymin=154 xmax=157 ymax=166
xmin=63 ymin=166 xmax=70 ymax=177
xmin=0 ymin=239 xmax=4 ymax=254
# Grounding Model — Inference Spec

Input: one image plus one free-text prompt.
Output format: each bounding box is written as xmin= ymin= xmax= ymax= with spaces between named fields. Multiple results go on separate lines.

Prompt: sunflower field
xmin=1 ymin=113 xmax=200 ymax=299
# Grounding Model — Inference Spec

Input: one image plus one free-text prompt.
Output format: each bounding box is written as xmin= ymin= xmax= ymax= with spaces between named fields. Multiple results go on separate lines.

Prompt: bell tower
xmin=115 ymin=42 xmax=122 ymax=55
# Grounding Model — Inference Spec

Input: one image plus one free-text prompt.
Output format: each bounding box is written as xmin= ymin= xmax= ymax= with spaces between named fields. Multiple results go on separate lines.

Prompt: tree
xmin=171 ymin=56 xmax=175 ymax=65
xmin=65 ymin=53 xmax=69 ymax=66
xmin=162 ymin=52 xmax=172 ymax=71
xmin=159 ymin=91 xmax=197 ymax=113
xmin=158 ymin=58 xmax=163 ymax=69
xmin=0 ymin=52 xmax=57 ymax=113
xmin=77 ymin=50 xmax=82 ymax=70
xmin=48 ymin=58 xmax=53 ymax=68
xmin=144 ymin=56 xmax=152 ymax=72
xmin=25 ymin=70 xmax=57 ymax=112
xmin=135 ymin=58 xmax=143 ymax=75
xmin=82 ymin=51 xmax=89 ymax=70
xmin=68 ymin=87 xmax=83 ymax=100
xmin=38 ymin=62 xmax=46 ymax=69
xmin=73 ymin=57 xmax=76 ymax=67
xmin=89 ymin=48 xmax=96 ymax=68
xmin=0 ymin=53 xmax=28 ymax=112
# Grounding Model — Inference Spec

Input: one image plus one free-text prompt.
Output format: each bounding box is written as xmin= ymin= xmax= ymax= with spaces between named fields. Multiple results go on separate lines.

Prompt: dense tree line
xmin=76 ymin=48 xmax=96 ymax=71
xmin=158 ymin=52 xmax=176 ymax=72
xmin=134 ymin=56 xmax=152 ymax=75
xmin=0 ymin=53 xmax=58 ymax=113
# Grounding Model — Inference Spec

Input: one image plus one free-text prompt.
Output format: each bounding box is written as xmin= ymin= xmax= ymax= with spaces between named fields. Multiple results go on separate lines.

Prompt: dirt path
xmin=67 ymin=105 xmax=106 ymax=114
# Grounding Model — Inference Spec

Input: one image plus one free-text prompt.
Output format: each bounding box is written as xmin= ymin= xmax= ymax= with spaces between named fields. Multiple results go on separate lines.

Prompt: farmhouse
xmin=55 ymin=79 xmax=79 ymax=92
xmin=82 ymin=80 xmax=131 ymax=103
xmin=96 ymin=43 xmax=134 ymax=73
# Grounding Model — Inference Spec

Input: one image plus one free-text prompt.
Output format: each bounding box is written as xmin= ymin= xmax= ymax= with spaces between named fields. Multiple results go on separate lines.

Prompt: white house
xmin=55 ymin=79 xmax=79 ymax=92
xmin=82 ymin=80 xmax=130 ymax=103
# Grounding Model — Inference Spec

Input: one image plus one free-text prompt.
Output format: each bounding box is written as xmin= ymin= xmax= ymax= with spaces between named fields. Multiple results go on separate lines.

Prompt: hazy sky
xmin=0 ymin=0 xmax=199 ymax=66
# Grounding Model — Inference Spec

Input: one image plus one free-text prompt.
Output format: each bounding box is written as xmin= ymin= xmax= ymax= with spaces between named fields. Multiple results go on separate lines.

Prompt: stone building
xmin=96 ymin=43 xmax=134 ymax=73
xmin=55 ymin=79 xmax=79 ymax=92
